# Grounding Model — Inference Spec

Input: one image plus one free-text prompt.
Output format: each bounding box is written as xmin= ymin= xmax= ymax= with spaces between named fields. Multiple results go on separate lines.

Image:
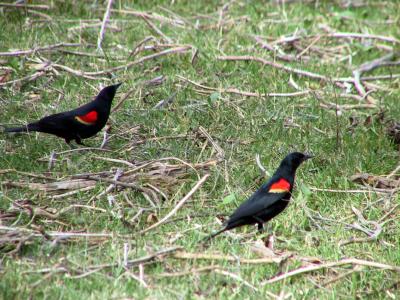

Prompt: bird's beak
xmin=114 ymin=82 xmax=122 ymax=89
xmin=304 ymin=153 xmax=314 ymax=160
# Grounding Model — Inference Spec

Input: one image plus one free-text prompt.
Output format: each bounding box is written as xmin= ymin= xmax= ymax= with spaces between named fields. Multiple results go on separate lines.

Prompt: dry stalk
xmin=53 ymin=46 xmax=191 ymax=78
xmin=217 ymin=55 xmax=329 ymax=81
xmin=352 ymin=52 xmax=398 ymax=104
xmin=0 ymin=71 xmax=46 ymax=87
xmin=173 ymin=251 xmax=283 ymax=264
xmin=0 ymin=43 xmax=81 ymax=57
xmin=140 ymin=174 xmax=210 ymax=233
xmin=262 ymin=258 xmax=400 ymax=285
xmin=156 ymin=266 xmax=220 ymax=277
xmin=97 ymin=0 xmax=114 ymax=52
xmin=0 ymin=3 xmax=50 ymax=10
xmin=107 ymin=8 xmax=185 ymax=27
xmin=178 ymin=75 xmax=310 ymax=98
xmin=215 ymin=269 xmax=258 ymax=291
xmin=198 ymin=126 xmax=225 ymax=160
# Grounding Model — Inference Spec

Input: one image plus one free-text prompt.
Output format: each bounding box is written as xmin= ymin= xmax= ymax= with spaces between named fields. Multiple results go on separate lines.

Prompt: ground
xmin=0 ymin=0 xmax=400 ymax=299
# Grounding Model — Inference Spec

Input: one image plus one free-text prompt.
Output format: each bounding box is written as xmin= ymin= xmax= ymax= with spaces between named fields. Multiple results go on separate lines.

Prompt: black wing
xmin=37 ymin=112 xmax=75 ymax=129
xmin=227 ymin=189 xmax=287 ymax=224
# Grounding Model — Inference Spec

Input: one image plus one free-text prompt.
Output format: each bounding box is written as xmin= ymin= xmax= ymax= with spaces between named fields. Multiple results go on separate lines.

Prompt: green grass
xmin=1 ymin=1 xmax=400 ymax=299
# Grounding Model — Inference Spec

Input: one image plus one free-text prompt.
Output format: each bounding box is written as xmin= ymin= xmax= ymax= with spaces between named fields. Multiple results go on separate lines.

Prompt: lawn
xmin=0 ymin=0 xmax=399 ymax=299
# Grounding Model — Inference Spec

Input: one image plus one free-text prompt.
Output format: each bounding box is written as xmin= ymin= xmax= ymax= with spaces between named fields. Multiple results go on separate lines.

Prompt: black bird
xmin=205 ymin=152 xmax=312 ymax=241
xmin=4 ymin=83 xmax=121 ymax=145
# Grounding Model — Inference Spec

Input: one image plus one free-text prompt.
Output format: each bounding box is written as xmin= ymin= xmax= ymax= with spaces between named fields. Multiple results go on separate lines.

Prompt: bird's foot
xmin=266 ymin=234 xmax=275 ymax=251
xmin=75 ymin=138 xmax=86 ymax=146
xmin=66 ymin=140 xmax=77 ymax=149
xmin=253 ymin=216 xmax=265 ymax=233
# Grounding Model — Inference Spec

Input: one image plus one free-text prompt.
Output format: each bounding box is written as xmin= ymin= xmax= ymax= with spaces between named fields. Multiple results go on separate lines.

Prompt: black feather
xmin=204 ymin=152 xmax=312 ymax=242
xmin=4 ymin=83 xmax=122 ymax=145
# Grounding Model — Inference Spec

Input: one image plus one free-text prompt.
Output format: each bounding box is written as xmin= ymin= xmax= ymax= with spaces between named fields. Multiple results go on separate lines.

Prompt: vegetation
xmin=1 ymin=1 xmax=399 ymax=298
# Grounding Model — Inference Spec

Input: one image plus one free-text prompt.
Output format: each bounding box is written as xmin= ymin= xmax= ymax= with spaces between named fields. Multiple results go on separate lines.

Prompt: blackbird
xmin=5 ymin=83 xmax=121 ymax=145
xmin=205 ymin=152 xmax=312 ymax=241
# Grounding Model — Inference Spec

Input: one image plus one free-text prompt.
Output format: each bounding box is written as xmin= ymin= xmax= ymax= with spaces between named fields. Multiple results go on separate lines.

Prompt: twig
xmin=100 ymin=125 xmax=110 ymax=149
xmin=53 ymin=147 xmax=112 ymax=156
xmin=68 ymin=22 xmax=120 ymax=34
xmin=217 ymin=55 xmax=329 ymax=81
xmin=198 ymin=126 xmax=225 ymax=160
xmin=320 ymin=102 xmax=376 ymax=110
xmin=139 ymin=264 xmax=145 ymax=284
xmin=214 ymin=269 xmax=258 ymax=291
xmin=112 ymin=88 xmax=136 ymax=113
xmin=309 ymin=187 xmax=388 ymax=194
xmin=53 ymin=46 xmax=191 ymax=78
xmin=217 ymin=0 xmax=235 ymax=31
xmin=254 ymin=36 xmax=300 ymax=62
xmin=141 ymin=16 xmax=172 ymax=43
xmin=123 ymin=243 xmax=129 ymax=267
xmin=124 ymin=267 xmax=149 ymax=288
xmin=361 ymin=74 xmax=400 ymax=81
xmin=52 ymin=186 xmax=96 ymax=199
xmin=94 ymin=156 xmax=135 ymax=167
xmin=107 ymin=8 xmax=185 ymax=27
xmin=216 ymin=54 xmax=393 ymax=100
xmin=296 ymin=35 xmax=321 ymax=59
xmin=0 ymin=226 xmax=118 ymax=238
xmin=27 ymin=9 xmax=52 ymax=21
xmin=271 ymin=32 xmax=399 ymax=45
xmin=255 ymin=154 xmax=270 ymax=177
xmin=326 ymin=32 xmax=399 ymax=44
xmin=339 ymin=206 xmax=385 ymax=247
xmin=89 ymin=246 xmax=182 ymax=269
xmin=173 ymin=251 xmax=283 ymax=264
xmin=153 ymin=91 xmax=177 ymax=109
xmin=25 ymin=247 xmax=181 ymax=278
xmin=321 ymin=266 xmax=363 ymax=287
xmin=0 ymin=43 xmax=81 ymax=57
xmin=94 ymin=168 xmax=123 ymax=200
xmin=289 ymin=75 xmax=301 ymax=90
xmin=156 ymin=266 xmax=220 ymax=277
xmin=97 ymin=0 xmax=114 ymax=52
xmin=140 ymin=174 xmax=210 ymax=233
xmin=67 ymin=268 xmax=103 ymax=279
xmin=178 ymin=75 xmax=310 ymax=98
xmin=50 ymin=63 xmax=104 ymax=80
xmin=0 ymin=169 xmax=55 ymax=180
xmin=387 ymin=164 xmax=400 ymax=178
xmin=0 ymin=71 xmax=46 ymax=87
xmin=353 ymin=52 xmax=398 ymax=103
xmin=74 ymin=175 xmax=147 ymax=193
xmin=262 ymin=258 xmax=400 ymax=285
xmin=128 ymin=36 xmax=156 ymax=58
xmin=378 ymin=203 xmax=400 ymax=223
xmin=122 ymin=156 xmax=206 ymax=179
xmin=59 ymin=49 xmax=110 ymax=58
xmin=158 ymin=6 xmax=189 ymax=28
xmin=0 ymin=3 xmax=49 ymax=10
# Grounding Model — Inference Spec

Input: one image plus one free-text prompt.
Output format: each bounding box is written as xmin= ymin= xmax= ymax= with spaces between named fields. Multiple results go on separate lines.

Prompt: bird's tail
xmin=202 ymin=226 xmax=228 ymax=243
xmin=4 ymin=123 xmax=38 ymax=133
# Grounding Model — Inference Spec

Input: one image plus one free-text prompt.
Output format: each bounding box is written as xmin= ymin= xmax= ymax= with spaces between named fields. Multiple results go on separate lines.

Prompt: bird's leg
xmin=65 ymin=139 xmax=76 ymax=149
xmin=75 ymin=137 xmax=86 ymax=146
xmin=253 ymin=217 xmax=264 ymax=233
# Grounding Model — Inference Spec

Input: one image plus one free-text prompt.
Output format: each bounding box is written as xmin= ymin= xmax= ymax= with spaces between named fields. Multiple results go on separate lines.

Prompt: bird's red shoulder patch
xmin=269 ymin=178 xmax=291 ymax=193
xmin=75 ymin=111 xmax=98 ymax=125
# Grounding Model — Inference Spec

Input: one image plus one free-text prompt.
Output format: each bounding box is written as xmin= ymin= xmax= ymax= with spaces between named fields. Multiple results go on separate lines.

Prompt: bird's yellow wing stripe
xmin=269 ymin=188 xmax=289 ymax=193
xmin=75 ymin=111 xmax=98 ymax=125
xmin=75 ymin=116 xmax=94 ymax=125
